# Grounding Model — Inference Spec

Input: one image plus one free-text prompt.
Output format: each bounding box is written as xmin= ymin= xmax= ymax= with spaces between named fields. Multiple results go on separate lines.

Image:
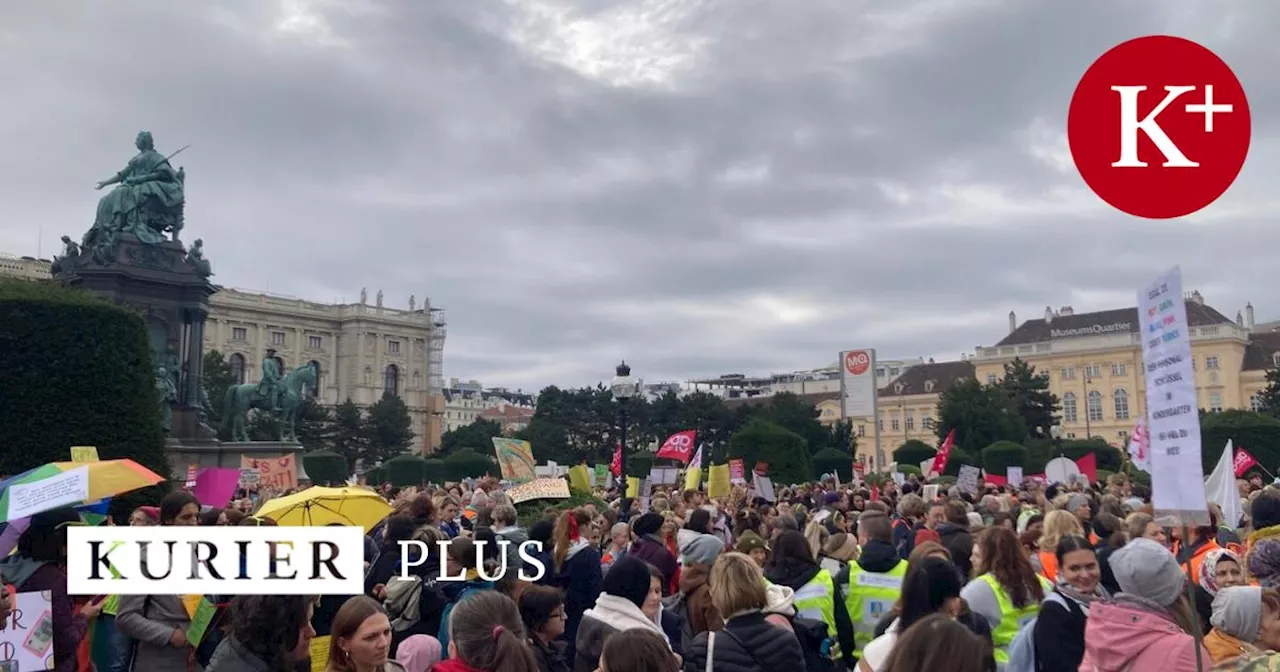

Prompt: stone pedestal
xmin=165 ymin=440 xmax=306 ymax=480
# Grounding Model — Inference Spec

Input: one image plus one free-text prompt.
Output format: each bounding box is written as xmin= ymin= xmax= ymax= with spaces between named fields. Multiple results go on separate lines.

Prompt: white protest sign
xmin=1007 ymin=467 xmax=1023 ymax=485
xmin=0 ymin=591 xmax=55 ymax=670
xmin=1139 ymin=267 xmax=1208 ymax=526
xmin=957 ymin=465 xmax=981 ymax=495
xmin=6 ymin=467 xmax=89 ymax=520
xmin=754 ymin=475 xmax=776 ymax=502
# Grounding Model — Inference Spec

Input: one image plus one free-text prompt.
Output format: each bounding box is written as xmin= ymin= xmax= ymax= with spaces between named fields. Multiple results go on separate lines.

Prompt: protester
xmin=1203 ymin=586 xmax=1280 ymax=664
xmin=435 ymin=591 xmax=538 ymax=672
xmin=520 ymin=585 xmax=571 ymax=672
xmin=1029 ymin=535 xmax=1107 ymax=672
xmin=859 ymin=556 xmax=964 ymax=672
xmin=629 ymin=513 xmax=678 ymax=596
xmin=394 ymin=636 xmax=442 ymax=672
xmin=535 ymin=509 xmax=602 ymax=662
xmin=326 ymin=595 xmax=404 ymax=672
xmin=1032 ymin=510 xmax=1083 ymax=582
xmin=960 ymin=526 xmax=1049 ymax=667
xmin=938 ymin=500 xmax=975 ymax=578
xmin=601 ymin=630 xmax=679 ymax=672
xmin=765 ymin=529 xmax=856 ymax=667
xmin=884 ymin=614 xmax=995 ymax=672
xmin=207 ymin=595 xmax=316 ymax=672
xmin=117 ymin=491 xmax=200 ymax=672
xmin=574 ymin=557 xmax=673 ymax=672
xmin=683 ymin=552 xmax=804 ymax=672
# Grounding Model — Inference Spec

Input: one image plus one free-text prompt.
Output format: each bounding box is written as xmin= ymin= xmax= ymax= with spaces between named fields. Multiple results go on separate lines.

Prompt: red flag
xmin=933 ymin=429 xmax=956 ymax=475
xmin=656 ymin=430 xmax=697 ymax=463
xmin=1075 ymin=452 xmax=1097 ymax=483
xmin=1235 ymin=448 xmax=1260 ymax=477
xmin=610 ymin=443 xmax=622 ymax=477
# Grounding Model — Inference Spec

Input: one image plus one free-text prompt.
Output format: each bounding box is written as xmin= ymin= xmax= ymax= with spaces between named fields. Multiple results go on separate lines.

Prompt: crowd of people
xmin=6 ymin=470 xmax=1280 ymax=671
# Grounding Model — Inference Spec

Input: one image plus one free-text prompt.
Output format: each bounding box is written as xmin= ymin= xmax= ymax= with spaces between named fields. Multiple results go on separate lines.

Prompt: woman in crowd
xmin=960 ymin=526 xmax=1050 ymax=667
xmin=1078 ymin=538 xmax=1210 ymax=670
xmin=629 ymin=513 xmax=678 ymax=597
xmin=662 ymin=537 xmax=722 ymax=654
xmin=575 ymin=557 xmax=673 ymax=672
xmin=537 ymin=509 xmax=602 ymax=663
xmin=600 ymin=630 xmax=680 ymax=672
xmin=883 ymin=615 xmax=995 ymax=672
xmin=764 ymin=529 xmax=854 ymax=666
xmin=1031 ymin=511 xmax=1083 ymax=582
xmin=437 ymin=537 xmax=497 ymax=651
xmin=1090 ymin=512 xmax=1124 ymax=595
xmin=326 ymin=596 xmax=405 ymax=672
xmin=520 ymin=585 xmax=571 ymax=672
xmin=1124 ymin=512 xmax=1167 ymax=547
xmin=128 ymin=506 xmax=159 ymax=526
xmin=859 ymin=556 xmax=965 ymax=672
xmin=1204 ymin=586 xmax=1280 ymax=663
xmin=393 ymin=636 xmax=442 ymax=672
xmin=1030 ymin=535 xmax=1107 ymax=672
xmin=435 ymin=495 xmax=462 ymax=538
xmin=206 ymin=595 xmax=316 ymax=671
xmin=431 ymin=592 xmax=538 ymax=672
xmin=683 ymin=553 xmax=804 ymax=672
xmin=1195 ymin=546 xmax=1246 ymax=631
xmin=117 ymin=491 xmax=200 ymax=672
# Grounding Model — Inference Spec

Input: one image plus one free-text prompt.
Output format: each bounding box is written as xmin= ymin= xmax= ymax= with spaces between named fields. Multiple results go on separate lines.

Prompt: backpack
xmin=1006 ymin=591 xmax=1078 ymax=672
xmin=892 ymin=519 xmax=915 ymax=559
xmin=790 ymin=617 xmax=838 ymax=672
xmin=437 ymin=586 xmax=486 ymax=651
xmin=384 ymin=575 xmax=429 ymax=632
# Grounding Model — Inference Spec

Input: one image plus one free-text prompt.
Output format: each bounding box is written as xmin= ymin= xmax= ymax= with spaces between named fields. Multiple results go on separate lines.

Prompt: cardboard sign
xmin=240 ymin=454 xmax=298 ymax=491
xmin=507 ymin=477 xmax=571 ymax=504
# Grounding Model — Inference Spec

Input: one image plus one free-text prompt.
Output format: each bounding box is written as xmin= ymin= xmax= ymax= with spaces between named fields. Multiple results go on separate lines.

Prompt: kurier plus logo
xmin=1068 ymin=35 xmax=1251 ymax=219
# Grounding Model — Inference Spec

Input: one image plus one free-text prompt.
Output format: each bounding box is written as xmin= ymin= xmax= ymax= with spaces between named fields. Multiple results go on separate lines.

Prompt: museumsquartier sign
xmin=1050 ymin=323 xmax=1133 ymax=339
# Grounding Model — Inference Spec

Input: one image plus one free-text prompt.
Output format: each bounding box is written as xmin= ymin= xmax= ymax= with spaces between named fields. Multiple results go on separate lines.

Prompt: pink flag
xmin=194 ymin=468 xmax=243 ymax=509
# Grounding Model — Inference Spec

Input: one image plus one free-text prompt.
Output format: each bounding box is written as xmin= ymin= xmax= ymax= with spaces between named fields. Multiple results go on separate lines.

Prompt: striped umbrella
xmin=0 ymin=460 xmax=164 ymax=523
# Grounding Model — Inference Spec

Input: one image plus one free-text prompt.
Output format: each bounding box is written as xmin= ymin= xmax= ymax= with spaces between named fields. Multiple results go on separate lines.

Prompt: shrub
xmin=1058 ymin=439 xmax=1123 ymax=472
xmin=423 ymin=458 xmax=447 ymax=484
xmin=981 ymin=441 xmax=1029 ymax=475
xmin=1201 ymin=411 xmax=1280 ymax=474
xmin=893 ymin=440 xmax=936 ymax=470
xmin=943 ymin=449 xmax=977 ymax=477
xmin=625 ymin=452 xmax=656 ymax=482
xmin=444 ymin=448 xmax=496 ymax=481
xmin=383 ymin=454 xmax=426 ymax=486
xmin=301 ymin=450 xmax=348 ymax=485
xmin=895 ymin=465 xmax=922 ymax=476
xmin=728 ymin=419 xmax=812 ymax=486
xmin=514 ymin=492 xmax=608 ymax=528
xmin=811 ymin=447 xmax=853 ymax=482
xmin=0 ymin=279 xmax=167 ymax=477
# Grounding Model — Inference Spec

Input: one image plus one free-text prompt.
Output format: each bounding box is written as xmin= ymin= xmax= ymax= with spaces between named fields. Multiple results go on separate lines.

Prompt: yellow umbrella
xmin=255 ymin=486 xmax=391 ymax=533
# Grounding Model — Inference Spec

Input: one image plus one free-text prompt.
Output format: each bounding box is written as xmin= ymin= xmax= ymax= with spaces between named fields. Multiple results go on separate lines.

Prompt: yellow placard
xmin=707 ymin=464 xmax=731 ymax=499
xmin=684 ymin=467 xmax=702 ymax=491
xmin=507 ymin=477 xmax=571 ymax=504
xmin=567 ymin=465 xmax=591 ymax=493
xmin=625 ymin=476 xmax=641 ymax=498
xmin=491 ymin=438 xmax=537 ymax=483
xmin=70 ymin=446 xmax=99 ymax=463
xmin=310 ymin=635 xmax=331 ymax=672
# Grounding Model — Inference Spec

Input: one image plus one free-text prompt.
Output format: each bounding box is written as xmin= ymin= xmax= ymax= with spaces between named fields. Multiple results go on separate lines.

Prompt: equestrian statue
xmin=220 ymin=360 xmax=318 ymax=443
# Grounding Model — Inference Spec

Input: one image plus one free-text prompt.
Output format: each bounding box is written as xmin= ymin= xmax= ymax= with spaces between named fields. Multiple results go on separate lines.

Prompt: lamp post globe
xmin=611 ymin=361 xmax=635 ymax=516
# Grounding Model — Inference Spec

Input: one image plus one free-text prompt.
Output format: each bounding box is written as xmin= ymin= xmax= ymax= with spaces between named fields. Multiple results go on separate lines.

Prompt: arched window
xmin=1113 ymin=388 xmax=1130 ymax=421
xmin=308 ymin=360 xmax=322 ymax=398
xmin=229 ymin=353 xmax=247 ymax=385
xmin=1063 ymin=392 xmax=1078 ymax=423
xmin=384 ymin=364 xmax=400 ymax=397
xmin=1087 ymin=390 xmax=1104 ymax=422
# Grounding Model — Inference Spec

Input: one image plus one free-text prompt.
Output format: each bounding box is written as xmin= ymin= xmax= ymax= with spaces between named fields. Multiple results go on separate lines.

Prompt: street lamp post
xmin=1049 ymin=423 xmax=1064 ymax=458
xmin=610 ymin=361 xmax=636 ymax=510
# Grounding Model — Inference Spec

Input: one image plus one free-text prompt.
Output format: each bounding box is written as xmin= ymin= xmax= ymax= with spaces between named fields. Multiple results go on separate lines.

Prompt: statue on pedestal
xmin=50 ymin=236 xmax=80 ymax=275
xmin=155 ymin=365 xmax=178 ymax=432
xmin=220 ymin=362 xmax=318 ymax=443
xmin=186 ymin=239 xmax=213 ymax=279
xmin=81 ymin=131 xmax=187 ymax=263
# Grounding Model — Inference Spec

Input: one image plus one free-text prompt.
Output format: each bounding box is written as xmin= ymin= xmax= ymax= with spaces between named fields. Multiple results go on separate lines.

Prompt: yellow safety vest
xmin=103 ymin=594 xmax=121 ymax=616
xmin=845 ymin=559 xmax=908 ymax=657
xmin=977 ymin=573 xmax=1052 ymax=664
xmin=793 ymin=569 xmax=840 ymax=659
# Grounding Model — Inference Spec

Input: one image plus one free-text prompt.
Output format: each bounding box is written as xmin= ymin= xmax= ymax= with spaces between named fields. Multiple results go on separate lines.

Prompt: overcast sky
xmin=3 ymin=1 xmax=1277 ymax=392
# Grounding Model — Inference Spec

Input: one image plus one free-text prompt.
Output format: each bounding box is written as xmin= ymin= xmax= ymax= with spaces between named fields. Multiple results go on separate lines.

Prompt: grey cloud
xmin=1 ymin=0 xmax=1276 ymax=390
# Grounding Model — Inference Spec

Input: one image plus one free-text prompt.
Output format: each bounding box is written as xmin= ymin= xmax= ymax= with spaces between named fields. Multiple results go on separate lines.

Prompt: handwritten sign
xmin=0 ymin=591 xmax=54 ymax=671
xmin=239 ymin=468 xmax=260 ymax=486
xmin=957 ymin=465 xmax=981 ymax=495
xmin=310 ymin=635 xmax=331 ymax=672
xmin=6 ymin=467 xmax=89 ymax=520
xmin=70 ymin=446 xmax=99 ymax=463
xmin=506 ymin=478 xmax=570 ymax=504
xmin=491 ymin=438 xmax=536 ymax=483
xmin=241 ymin=455 xmax=298 ymax=491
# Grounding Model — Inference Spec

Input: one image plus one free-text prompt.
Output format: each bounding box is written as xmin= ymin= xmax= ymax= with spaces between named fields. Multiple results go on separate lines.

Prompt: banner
xmin=1235 ymin=448 xmax=1260 ymax=477
xmin=728 ymin=459 xmax=746 ymax=483
xmin=1007 ymin=466 xmax=1023 ymax=485
xmin=567 ymin=465 xmax=591 ymax=493
xmin=491 ymin=438 xmax=537 ymax=483
xmin=507 ymin=477 xmax=571 ymax=504
xmin=610 ymin=443 xmax=622 ymax=477
xmin=240 ymin=454 xmax=298 ymax=491
xmin=1127 ymin=421 xmax=1152 ymax=472
xmin=957 ymin=465 xmax=980 ymax=495
xmin=1138 ymin=267 xmax=1207 ymax=526
xmin=656 ymin=430 xmax=697 ymax=463
xmin=70 ymin=446 xmax=99 ymax=463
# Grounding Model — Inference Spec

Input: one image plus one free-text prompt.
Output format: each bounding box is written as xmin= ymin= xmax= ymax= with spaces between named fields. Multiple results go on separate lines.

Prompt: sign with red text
xmin=840 ymin=349 xmax=878 ymax=419
xmin=240 ymin=454 xmax=298 ymax=491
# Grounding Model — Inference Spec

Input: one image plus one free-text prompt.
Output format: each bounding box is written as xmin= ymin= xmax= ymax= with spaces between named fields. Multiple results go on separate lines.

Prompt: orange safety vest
xmin=1038 ymin=550 xmax=1059 ymax=582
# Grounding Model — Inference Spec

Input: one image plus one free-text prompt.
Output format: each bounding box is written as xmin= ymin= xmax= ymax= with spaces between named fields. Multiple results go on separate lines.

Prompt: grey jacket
xmin=116 ymin=594 xmax=192 ymax=672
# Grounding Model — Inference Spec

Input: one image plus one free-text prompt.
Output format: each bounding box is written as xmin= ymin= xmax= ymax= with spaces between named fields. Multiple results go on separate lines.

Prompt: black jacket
xmin=538 ymin=546 xmax=603 ymax=665
xmin=936 ymin=522 xmax=974 ymax=578
xmin=532 ymin=638 xmax=572 ymax=672
xmin=683 ymin=612 xmax=803 ymax=672
xmin=1031 ymin=592 xmax=1087 ymax=672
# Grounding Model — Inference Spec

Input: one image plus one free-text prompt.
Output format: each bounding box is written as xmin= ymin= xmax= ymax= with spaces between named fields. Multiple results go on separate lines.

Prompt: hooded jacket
xmin=764 ymin=552 xmax=859 ymax=670
xmin=662 ymin=564 xmax=721 ymax=655
xmin=629 ymin=535 xmax=677 ymax=595
xmin=1078 ymin=599 xmax=1209 ymax=672
xmin=682 ymin=611 xmax=804 ymax=672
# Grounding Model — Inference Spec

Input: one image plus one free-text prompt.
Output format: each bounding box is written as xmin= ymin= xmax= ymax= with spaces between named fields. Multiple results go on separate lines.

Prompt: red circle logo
xmin=1067 ymin=35 xmax=1250 ymax=219
xmin=666 ymin=434 xmax=692 ymax=452
xmin=844 ymin=351 xmax=870 ymax=376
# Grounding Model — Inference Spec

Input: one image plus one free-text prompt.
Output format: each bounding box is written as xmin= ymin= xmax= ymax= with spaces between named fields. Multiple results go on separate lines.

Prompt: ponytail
xmin=553 ymin=509 xmax=591 ymax=572
xmin=448 ymin=592 xmax=538 ymax=672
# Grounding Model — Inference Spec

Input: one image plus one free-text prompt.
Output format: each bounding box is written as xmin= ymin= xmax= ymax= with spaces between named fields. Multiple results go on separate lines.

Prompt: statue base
xmin=165 ymin=439 xmax=305 ymax=482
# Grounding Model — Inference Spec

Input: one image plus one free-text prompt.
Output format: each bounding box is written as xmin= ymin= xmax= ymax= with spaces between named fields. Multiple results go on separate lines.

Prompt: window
xmin=857 ymin=425 xmax=866 ymax=438
xmin=229 ymin=353 xmax=247 ymax=384
xmin=1111 ymin=363 xmax=1127 ymax=377
xmin=1085 ymin=364 xmax=1101 ymax=379
xmin=1061 ymin=367 xmax=1076 ymax=380
xmin=232 ymin=327 xmax=247 ymax=341
xmin=1210 ymin=372 xmax=1220 ymax=385
xmin=271 ymin=331 xmax=285 ymax=346
xmin=906 ymin=413 xmax=915 ymax=431
xmin=1191 ymin=357 xmax=1197 ymax=370
xmin=307 ymin=360 xmax=322 ymax=398
xmin=924 ymin=380 xmax=935 ymax=392
xmin=1253 ymin=395 xmax=1265 ymax=412
xmin=889 ymin=367 xmax=900 ymax=376
xmin=891 ymin=415 xmax=900 ymax=431
xmin=384 ymin=364 xmax=400 ymax=396
xmin=875 ymin=368 xmax=885 ymax=378
xmin=1063 ymin=392 xmax=1077 ymax=423
xmin=1206 ymin=355 xmax=1220 ymax=370
xmin=877 ymin=418 xmax=883 ymax=432
xmin=1113 ymin=388 xmax=1130 ymax=421
xmin=986 ymin=374 xmax=997 ymax=385
xmin=1209 ymin=392 xmax=1223 ymax=412
xmin=1087 ymin=390 xmax=1104 ymax=422
xmin=388 ymin=340 xmax=401 ymax=354
xmin=922 ymin=416 xmax=934 ymax=429
xmin=308 ymin=335 xmax=323 ymax=349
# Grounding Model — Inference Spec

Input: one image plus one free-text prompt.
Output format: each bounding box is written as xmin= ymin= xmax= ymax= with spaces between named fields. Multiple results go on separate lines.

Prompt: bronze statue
xmin=155 ymin=365 xmax=178 ymax=431
xmin=50 ymin=236 xmax=80 ymax=274
xmin=186 ymin=238 xmax=212 ymax=278
xmin=83 ymin=131 xmax=187 ymax=260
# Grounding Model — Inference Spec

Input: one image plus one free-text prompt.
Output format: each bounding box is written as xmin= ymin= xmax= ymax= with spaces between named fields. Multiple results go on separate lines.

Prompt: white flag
xmin=1205 ymin=440 xmax=1240 ymax=531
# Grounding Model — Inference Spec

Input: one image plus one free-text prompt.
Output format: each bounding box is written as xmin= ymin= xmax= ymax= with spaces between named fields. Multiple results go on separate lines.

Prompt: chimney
xmin=1238 ymin=311 xmax=1245 ymax=327
xmin=1008 ymin=310 xmax=1017 ymax=334
xmin=1247 ymin=302 xmax=1256 ymax=329
xmin=1044 ymin=306 xmax=1054 ymax=324
xmin=1059 ymin=305 xmax=1074 ymax=316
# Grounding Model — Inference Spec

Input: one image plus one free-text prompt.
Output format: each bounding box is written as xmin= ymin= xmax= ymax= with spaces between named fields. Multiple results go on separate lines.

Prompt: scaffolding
xmin=428 ymin=308 xmax=446 ymax=395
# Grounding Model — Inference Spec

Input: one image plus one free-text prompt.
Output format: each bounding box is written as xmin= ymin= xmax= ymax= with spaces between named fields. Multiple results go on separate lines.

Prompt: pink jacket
xmin=1078 ymin=601 xmax=1210 ymax=671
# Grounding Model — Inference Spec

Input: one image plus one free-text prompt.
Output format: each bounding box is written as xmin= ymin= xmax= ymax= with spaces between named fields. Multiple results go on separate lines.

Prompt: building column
xmin=186 ymin=315 xmax=206 ymax=405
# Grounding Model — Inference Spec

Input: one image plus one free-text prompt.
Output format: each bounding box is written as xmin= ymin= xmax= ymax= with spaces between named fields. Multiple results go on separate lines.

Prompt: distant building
xmin=442 ymin=378 xmax=535 ymax=433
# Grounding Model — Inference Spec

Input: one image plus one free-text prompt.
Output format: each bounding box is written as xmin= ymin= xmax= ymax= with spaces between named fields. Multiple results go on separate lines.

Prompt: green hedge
xmin=1201 ymin=411 xmax=1280 ymax=474
xmin=302 ymin=450 xmax=348 ymax=485
xmin=896 ymin=465 xmax=922 ymax=476
xmin=811 ymin=447 xmax=853 ymax=481
xmin=626 ymin=452 xmax=656 ymax=482
xmin=728 ymin=419 xmax=812 ymax=485
xmin=981 ymin=441 xmax=1029 ymax=474
xmin=423 ymin=458 xmax=447 ymax=484
xmin=444 ymin=449 xmax=497 ymax=480
xmin=943 ymin=449 xmax=976 ymax=477
xmin=893 ymin=440 xmax=936 ymax=469
xmin=0 ymin=279 xmax=167 ymax=478
xmin=515 ymin=492 xmax=608 ymax=528
xmin=1057 ymin=439 xmax=1124 ymax=472
xmin=384 ymin=454 xmax=427 ymax=486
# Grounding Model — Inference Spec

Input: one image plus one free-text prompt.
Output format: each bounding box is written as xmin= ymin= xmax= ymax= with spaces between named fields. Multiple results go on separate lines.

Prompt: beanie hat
xmin=681 ymin=535 xmax=724 ymax=566
xmin=1247 ymin=539 xmax=1280 ymax=588
xmin=1066 ymin=494 xmax=1090 ymax=513
xmin=1110 ymin=538 xmax=1185 ymax=606
xmin=1211 ymin=586 xmax=1263 ymax=642
xmin=602 ymin=556 xmax=652 ymax=607
xmin=735 ymin=530 xmax=769 ymax=555
xmin=823 ymin=492 xmax=842 ymax=506
xmin=632 ymin=512 xmax=665 ymax=537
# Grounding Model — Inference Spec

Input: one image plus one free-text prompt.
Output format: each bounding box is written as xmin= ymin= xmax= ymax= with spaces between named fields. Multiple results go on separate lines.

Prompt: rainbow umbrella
xmin=0 ymin=460 xmax=164 ymax=523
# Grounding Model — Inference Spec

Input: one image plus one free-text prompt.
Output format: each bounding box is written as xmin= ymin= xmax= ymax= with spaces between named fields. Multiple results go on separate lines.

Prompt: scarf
xmin=582 ymin=594 xmax=671 ymax=648
xmin=1201 ymin=548 xmax=1243 ymax=595
xmin=1055 ymin=579 xmax=1107 ymax=609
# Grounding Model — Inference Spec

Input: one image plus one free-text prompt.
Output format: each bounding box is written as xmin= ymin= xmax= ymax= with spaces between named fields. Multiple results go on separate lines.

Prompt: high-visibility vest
xmin=793 ymin=569 xmax=840 ymax=658
xmin=845 ymin=560 xmax=908 ymax=657
xmin=977 ymin=573 xmax=1052 ymax=665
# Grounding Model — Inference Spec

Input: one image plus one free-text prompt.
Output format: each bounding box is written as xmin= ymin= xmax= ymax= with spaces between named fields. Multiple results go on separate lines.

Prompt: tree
xmin=1254 ymin=366 xmax=1280 ymax=420
xmin=440 ymin=418 xmax=504 ymax=456
xmin=294 ymin=397 xmax=335 ymax=452
xmin=366 ymin=392 xmax=415 ymax=464
xmin=935 ymin=378 xmax=1026 ymax=455
xmin=1201 ymin=410 xmax=1280 ymax=474
xmin=728 ymin=418 xmax=811 ymax=486
xmin=0 ymin=279 xmax=167 ymax=478
xmin=827 ymin=419 xmax=856 ymax=454
xmin=202 ymin=350 xmax=236 ymax=426
xmin=330 ymin=399 xmax=368 ymax=472
xmin=757 ymin=392 xmax=832 ymax=454
xmin=999 ymin=358 xmax=1061 ymax=439
xmin=981 ymin=441 xmax=1029 ymax=474
xmin=893 ymin=439 xmax=936 ymax=468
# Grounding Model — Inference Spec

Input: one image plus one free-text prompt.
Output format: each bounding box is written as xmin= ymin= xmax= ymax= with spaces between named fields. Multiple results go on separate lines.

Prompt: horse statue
xmin=220 ymin=362 xmax=318 ymax=442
